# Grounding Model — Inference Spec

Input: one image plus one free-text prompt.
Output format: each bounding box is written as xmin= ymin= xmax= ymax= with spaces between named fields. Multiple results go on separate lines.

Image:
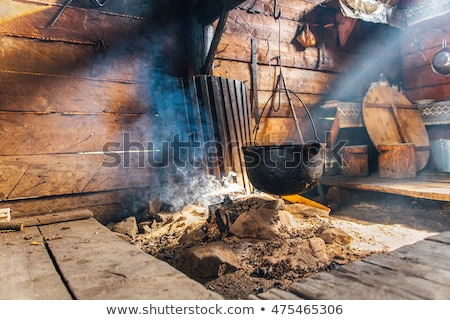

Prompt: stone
xmin=320 ymin=227 xmax=352 ymax=245
xmin=181 ymin=241 xmax=241 ymax=281
xmin=308 ymin=237 xmax=328 ymax=259
xmin=112 ymin=216 xmax=138 ymax=240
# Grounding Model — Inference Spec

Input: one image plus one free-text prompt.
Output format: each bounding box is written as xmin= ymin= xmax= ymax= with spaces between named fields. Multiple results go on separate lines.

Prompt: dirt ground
xmin=133 ymin=188 xmax=450 ymax=300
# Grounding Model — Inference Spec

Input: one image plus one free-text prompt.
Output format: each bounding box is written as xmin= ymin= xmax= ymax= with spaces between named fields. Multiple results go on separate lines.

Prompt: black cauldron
xmin=242 ymin=142 xmax=324 ymax=196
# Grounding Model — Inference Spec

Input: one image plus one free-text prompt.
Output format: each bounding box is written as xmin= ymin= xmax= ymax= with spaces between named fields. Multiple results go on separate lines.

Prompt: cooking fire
xmin=107 ymin=174 xmax=441 ymax=300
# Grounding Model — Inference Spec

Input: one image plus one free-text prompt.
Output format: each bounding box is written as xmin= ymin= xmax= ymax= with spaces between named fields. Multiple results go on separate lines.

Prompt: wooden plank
xmin=333 ymin=260 xmax=450 ymax=299
xmin=0 ymin=71 xmax=152 ymax=114
xmin=0 ymin=226 xmax=72 ymax=299
xmin=217 ymin=32 xmax=350 ymax=72
xmin=241 ymin=82 xmax=253 ymax=143
xmin=427 ymin=231 xmax=450 ymax=245
xmin=202 ymin=8 xmax=229 ymax=74
xmin=391 ymin=237 xmax=450 ymax=265
xmin=13 ymin=209 xmax=93 ymax=227
xmin=0 ymin=36 xmax=149 ymax=82
xmin=196 ymin=76 xmax=222 ymax=179
xmin=286 ymin=231 xmax=450 ymax=300
xmin=239 ymin=80 xmax=252 ymax=145
xmin=180 ymin=77 xmax=209 ymax=174
xmin=0 ymin=113 xmax=154 ymax=155
xmin=39 ymin=218 xmax=222 ymax=299
xmin=232 ymin=79 xmax=251 ymax=193
xmin=0 ymin=1 xmax=172 ymax=47
xmin=364 ymin=252 xmax=450 ymax=287
xmin=214 ymin=59 xmax=336 ymax=95
xmin=221 ymin=77 xmax=245 ymax=188
xmin=2 ymin=187 xmax=151 ymax=223
xmin=0 ymin=154 xmax=156 ymax=200
xmin=320 ymin=174 xmax=450 ymax=201
xmin=288 ymin=269 xmax=421 ymax=299
xmin=210 ymin=76 xmax=233 ymax=174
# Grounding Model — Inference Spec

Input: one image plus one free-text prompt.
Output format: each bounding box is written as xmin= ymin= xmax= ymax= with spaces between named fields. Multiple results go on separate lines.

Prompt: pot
xmin=242 ymin=142 xmax=323 ymax=196
xmin=432 ymin=38 xmax=450 ymax=76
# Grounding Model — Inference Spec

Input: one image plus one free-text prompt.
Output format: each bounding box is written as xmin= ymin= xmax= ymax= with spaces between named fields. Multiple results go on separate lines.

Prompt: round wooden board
xmin=362 ymin=85 xmax=430 ymax=171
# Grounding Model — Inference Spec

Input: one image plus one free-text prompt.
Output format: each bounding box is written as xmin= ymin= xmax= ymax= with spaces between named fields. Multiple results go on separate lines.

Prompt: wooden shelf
xmin=320 ymin=172 xmax=450 ymax=202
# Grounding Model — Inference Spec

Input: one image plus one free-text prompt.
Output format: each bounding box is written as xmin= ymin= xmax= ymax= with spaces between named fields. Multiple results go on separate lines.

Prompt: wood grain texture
xmin=0 ymin=226 xmax=72 ymax=299
xmin=0 ymin=71 xmax=152 ymax=114
xmin=0 ymin=113 xmax=154 ymax=155
xmin=285 ymin=231 xmax=450 ymax=299
xmin=362 ymin=85 xmax=430 ymax=171
xmin=39 ymin=218 xmax=223 ymax=299
xmin=320 ymin=172 xmax=450 ymax=201
xmin=0 ymin=154 xmax=157 ymax=200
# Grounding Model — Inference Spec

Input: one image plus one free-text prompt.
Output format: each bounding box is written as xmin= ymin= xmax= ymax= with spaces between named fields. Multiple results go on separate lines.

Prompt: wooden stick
xmin=0 ymin=222 xmax=24 ymax=231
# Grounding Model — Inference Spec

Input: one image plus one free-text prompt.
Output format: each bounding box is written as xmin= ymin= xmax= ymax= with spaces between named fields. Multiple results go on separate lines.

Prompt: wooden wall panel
xmin=0 ymin=37 xmax=149 ymax=82
xmin=0 ymin=0 xmax=186 ymax=222
xmin=0 ymin=72 xmax=151 ymax=113
xmin=214 ymin=60 xmax=336 ymax=94
xmin=217 ymin=33 xmax=350 ymax=72
xmin=213 ymin=2 xmax=403 ymax=151
xmin=0 ymin=153 xmax=157 ymax=200
xmin=400 ymin=12 xmax=450 ymax=101
xmin=0 ymin=113 xmax=154 ymax=155
xmin=3 ymin=188 xmax=152 ymax=223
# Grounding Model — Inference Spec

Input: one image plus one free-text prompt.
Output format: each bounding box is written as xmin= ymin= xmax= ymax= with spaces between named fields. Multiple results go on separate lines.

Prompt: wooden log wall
xmin=212 ymin=0 xmax=405 ymax=146
xmin=400 ymin=12 xmax=450 ymax=102
xmin=0 ymin=0 xmax=189 ymax=224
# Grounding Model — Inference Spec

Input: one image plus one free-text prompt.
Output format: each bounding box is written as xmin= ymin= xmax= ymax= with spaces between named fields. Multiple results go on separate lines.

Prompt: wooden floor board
xmin=281 ymin=231 xmax=450 ymax=300
xmin=38 ymin=218 xmax=222 ymax=300
xmin=0 ymin=227 xmax=72 ymax=300
xmin=320 ymin=172 xmax=450 ymax=201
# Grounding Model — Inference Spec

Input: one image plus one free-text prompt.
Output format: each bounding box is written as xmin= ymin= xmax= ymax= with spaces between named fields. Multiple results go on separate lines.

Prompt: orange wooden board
xmin=362 ymin=85 xmax=430 ymax=171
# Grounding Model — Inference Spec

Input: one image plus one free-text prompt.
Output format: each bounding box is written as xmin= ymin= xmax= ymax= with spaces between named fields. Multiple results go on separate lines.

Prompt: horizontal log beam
xmin=0 ymin=153 xmax=158 ymax=200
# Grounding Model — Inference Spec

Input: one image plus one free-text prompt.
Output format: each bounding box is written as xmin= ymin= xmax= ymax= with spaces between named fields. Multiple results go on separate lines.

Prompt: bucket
xmin=431 ymin=139 xmax=450 ymax=172
xmin=378 ymin=143 xmax=416 ymax=178
xmin=341 ymin=145 xmax=369 ymax=177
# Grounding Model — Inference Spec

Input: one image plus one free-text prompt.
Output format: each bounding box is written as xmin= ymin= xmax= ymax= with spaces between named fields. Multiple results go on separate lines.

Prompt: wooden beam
xmin=202 ymin=8 xmax=229 ymax=74
xmin=194 ymin=0 xmax=246 ymax=24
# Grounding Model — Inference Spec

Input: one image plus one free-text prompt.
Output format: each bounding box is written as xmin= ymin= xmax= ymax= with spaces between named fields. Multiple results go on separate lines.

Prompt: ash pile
xmin=108 ymin=184 xmax=370 ymax=298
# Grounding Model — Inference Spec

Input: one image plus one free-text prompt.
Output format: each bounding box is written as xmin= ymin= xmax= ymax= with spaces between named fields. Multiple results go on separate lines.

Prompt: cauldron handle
xmin=252 ymin=89 xmax=321 ymax=146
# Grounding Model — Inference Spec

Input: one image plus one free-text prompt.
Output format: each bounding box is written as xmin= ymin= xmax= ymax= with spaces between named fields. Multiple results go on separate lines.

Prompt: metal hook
xmin=274 ymin=0 xmax=281 ymax=20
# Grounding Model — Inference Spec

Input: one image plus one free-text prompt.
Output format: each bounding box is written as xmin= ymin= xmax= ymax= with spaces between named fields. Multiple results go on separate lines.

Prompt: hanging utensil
xmin=242 ymin=2 xmax=323 ymax=196
xmin=431 ymin=37 xmax=450 ymax=76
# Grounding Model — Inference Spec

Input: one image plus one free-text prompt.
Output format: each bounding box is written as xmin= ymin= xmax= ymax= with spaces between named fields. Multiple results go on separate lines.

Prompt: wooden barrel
xmin=378 ymin=143 xmax=416 ymax=178
xmin=341 ymin=145 xmax=369 ymax=177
